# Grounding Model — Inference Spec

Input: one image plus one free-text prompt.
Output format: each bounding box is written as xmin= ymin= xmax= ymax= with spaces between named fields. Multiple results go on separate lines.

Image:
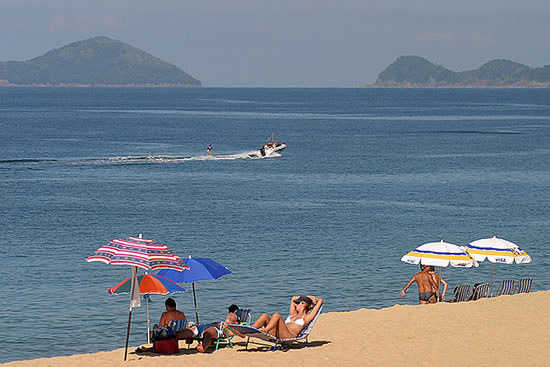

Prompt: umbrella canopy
xmin=157 ymin=256 xmax=232 ymax=324
xmin=157 ymin=257 xmax=232 ymax=283
xmin=465 ymin=236 xmax=531 ymax=296
xmin=465 ymin=236 xmax=531 ymax=264
xmin=108 ymin=274 xmax=189 ymax=295
xmin=87 ymin=236 xmax=189 ymax=271
xmin=401 ymin=241 xmax=479 ymax=268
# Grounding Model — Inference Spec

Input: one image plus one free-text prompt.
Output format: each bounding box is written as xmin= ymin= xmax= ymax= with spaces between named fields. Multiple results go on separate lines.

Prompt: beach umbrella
xmin=157 ymin=256 xmax=232 ymax=324
xmin=401 ymin=241 xmax=479 ymax=268
xmin=465 ymin=236 xmax=531 ymax=296
xmin=401 ymin=241 xmax=478 ymax=302
xmin=87 ymin=235 xmax=189 ymax=360
xmin=108 ymin=274 xmax=188 ymax=344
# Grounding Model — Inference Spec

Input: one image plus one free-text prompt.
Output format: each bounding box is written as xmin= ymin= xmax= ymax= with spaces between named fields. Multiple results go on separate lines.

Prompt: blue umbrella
xmin=157 ymin=256 xmax=232 ymax=324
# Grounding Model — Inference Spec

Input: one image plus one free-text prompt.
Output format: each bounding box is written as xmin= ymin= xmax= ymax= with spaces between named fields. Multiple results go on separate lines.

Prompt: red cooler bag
xmin=153 ymin=338 xmax=179 ymax=354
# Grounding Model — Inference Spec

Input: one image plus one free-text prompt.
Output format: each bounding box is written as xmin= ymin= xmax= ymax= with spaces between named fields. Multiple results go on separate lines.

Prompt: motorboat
xmin=249 ymin=134 xmax=286 ymax=158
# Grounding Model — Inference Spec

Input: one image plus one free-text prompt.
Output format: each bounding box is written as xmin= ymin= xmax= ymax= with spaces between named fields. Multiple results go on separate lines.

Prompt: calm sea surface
xmin=1 ymin=88 xmax=549 ymax=363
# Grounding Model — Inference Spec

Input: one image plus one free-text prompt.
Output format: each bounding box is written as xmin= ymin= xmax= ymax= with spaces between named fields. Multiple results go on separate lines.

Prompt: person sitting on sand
xmin=251 ymin=296 xmax=323 ymax=339
xmin=427 ymin=266 xmax=448 ymax=302
xmin=400 ymin=264 xmax=439 ymax=304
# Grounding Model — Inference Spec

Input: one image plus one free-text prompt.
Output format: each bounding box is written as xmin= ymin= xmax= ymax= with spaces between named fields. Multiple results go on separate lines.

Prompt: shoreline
xmin=4 ymin=290 xmax=549 ymax=366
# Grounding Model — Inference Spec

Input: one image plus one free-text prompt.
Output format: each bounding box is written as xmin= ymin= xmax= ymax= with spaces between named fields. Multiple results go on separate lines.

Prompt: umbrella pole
xmin=124 ymin=266 xmax=140 ymax=361
xmin=146 ymin=296 xmax=150 ymax=344
xmin=437 ymin=267 xmax=442 ymax=303
xmin=192 ymin=282 xmax=199 ymax=325
xmin=491 ymin=263 xmax=495 ymax=297
xmin=124 ymin=309 xmax=132 ymax=361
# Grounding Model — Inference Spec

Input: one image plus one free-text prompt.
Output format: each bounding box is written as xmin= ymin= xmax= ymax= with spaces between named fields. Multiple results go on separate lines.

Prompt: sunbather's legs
xmin=260 ymin=312 xmax=296 ymax=339
xmin=196 ymin=327 xmax=218 ymax=353
xmin=175 ymin=328 xmax=195 ymax=340
xmin=252 ymin=313 xmax=272 ymax=329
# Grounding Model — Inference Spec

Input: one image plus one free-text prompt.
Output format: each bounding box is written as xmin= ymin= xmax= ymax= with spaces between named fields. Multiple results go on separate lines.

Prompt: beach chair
xmin=229 ymin=305 xmax=323 ymax=351
xmin=235 ymin=308 xmax=252 ymax=325
xmin=470 ymin=283 xmax=490 ymax=300
xmin=515 ymin=278 xmax=533 ymax=294
xmin=447 ymin=284 xmax=471 ymax=303
xmin=495 ymin=280 xmax=516 ymax=296
xmin=215 ymin=308 xmax=253 ymax=351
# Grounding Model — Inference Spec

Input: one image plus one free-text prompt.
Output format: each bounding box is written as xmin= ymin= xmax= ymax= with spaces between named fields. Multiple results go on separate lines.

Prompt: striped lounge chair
xmin=495 ymin=280 xmax=516 ymax=296
xmin=515 ymin=278 xmax=533 ymax=293
xmin=470 ymin=283 xmax=490 ymax=300
xmin=448 ymin=284 xmax=471 ymax=303
xmin=229 ymin=305 xmax=323 ymax=351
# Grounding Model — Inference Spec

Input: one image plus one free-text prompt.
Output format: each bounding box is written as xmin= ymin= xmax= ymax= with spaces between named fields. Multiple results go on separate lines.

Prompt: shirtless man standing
xmin=400 ymin=265 xmax=439 ymax=304
xmin=159 ymin=298 xmax=186 ymax=326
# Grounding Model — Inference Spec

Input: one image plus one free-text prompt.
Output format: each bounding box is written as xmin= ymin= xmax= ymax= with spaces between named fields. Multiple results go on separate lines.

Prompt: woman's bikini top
xmin=285 ymin=314 xmax=305 ymax=326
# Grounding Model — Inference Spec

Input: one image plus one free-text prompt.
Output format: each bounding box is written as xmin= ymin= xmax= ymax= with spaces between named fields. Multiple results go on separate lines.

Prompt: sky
xmin=1 ymin=0 xmax=549 ymax=87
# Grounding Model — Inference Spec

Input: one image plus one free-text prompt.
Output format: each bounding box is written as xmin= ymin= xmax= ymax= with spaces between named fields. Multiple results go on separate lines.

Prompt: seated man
xmin=141 ymin=298 xmax=186 ymax=350
xmin=158 ymin=297 xmax=186 ymax=326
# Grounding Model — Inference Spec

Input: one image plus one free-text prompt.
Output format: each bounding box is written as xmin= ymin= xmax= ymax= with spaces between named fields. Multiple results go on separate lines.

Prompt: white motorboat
xmin=249 ymin=134 xmax=286 ymax=158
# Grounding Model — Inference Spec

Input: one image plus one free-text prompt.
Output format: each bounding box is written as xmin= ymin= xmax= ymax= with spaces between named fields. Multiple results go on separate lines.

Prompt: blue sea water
xmin=0 ymin=87 xmax=549 ymax=363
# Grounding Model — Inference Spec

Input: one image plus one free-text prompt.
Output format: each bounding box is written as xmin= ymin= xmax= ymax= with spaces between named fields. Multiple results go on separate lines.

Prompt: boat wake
xmin=0 ymin=151 xmax=281 ymax=169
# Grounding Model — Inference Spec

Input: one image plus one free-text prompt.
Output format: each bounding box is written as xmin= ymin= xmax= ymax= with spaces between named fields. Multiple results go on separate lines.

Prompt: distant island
xmin=0 ymin=37 xmax=201 ymax=87
xmin=369 ymin=56 xmax=550 ymax=88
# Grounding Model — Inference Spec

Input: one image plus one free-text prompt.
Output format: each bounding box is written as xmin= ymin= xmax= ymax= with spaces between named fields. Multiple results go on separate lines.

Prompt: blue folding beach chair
xmin=515 ymin=278 xmax=533 ymax=294
xmin=170 ymin=319 xmax=189 ymax=332
xmin=495 ymin=280 xmax=516 ymax=296
xmin=229 ymin=305 xmax=323 ymax=351
xmin=235 ymin=308 xmax=252 ymax=325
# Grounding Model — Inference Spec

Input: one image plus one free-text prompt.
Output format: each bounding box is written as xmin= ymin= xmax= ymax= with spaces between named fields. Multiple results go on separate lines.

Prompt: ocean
xmin=1 ymin=87 xmax=549 ymax=363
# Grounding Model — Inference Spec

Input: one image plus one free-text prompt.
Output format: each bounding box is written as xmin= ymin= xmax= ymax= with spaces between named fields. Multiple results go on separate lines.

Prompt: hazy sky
xmin=1 ymin=0 xmax=549 ymax=87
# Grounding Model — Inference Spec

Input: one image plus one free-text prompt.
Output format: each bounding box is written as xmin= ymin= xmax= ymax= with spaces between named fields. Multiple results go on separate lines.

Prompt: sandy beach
xmin=5 ymin=290 xmax=549 ymax=367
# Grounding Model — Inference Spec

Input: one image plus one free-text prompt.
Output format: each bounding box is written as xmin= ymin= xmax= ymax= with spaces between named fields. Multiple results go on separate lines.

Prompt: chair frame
xmin=215 ymin=309 xmax=252 ymax=350
xmin=515 ymin=278 xmax=533 ymax=294
xmin=495 ymin=280 xmax=516 ymax=296
xmin=470 ymin=283 xmax=490 ymax=300
xmin=448 ymin=284 xmax=471 ymax=303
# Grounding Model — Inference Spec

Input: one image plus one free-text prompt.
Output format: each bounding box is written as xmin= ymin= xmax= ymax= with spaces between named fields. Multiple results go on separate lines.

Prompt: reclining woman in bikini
xmin=252 ymin=295 xmax=323 ymax=339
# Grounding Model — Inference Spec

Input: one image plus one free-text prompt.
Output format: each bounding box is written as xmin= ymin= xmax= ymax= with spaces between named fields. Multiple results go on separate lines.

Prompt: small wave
xmin=195 ymin=98 xmax=256 ymax=104
xmin=427 ymin=130 xmax=523 ymax=135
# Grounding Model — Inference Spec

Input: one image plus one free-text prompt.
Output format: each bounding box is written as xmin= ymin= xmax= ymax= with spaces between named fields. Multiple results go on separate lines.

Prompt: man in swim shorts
xmin=400 ymin=264 xmax=439 ymax=304
xmin=175 ymin=323 xmax=223 ymax=353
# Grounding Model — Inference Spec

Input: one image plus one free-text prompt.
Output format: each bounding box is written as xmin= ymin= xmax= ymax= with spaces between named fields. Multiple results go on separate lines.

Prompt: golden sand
xmin=5 ymin=290 xmax=549 ymax=367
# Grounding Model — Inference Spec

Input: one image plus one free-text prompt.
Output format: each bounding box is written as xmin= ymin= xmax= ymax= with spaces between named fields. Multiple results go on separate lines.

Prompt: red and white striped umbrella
xmin=87 ymin=236 xmax=189 ymax=271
